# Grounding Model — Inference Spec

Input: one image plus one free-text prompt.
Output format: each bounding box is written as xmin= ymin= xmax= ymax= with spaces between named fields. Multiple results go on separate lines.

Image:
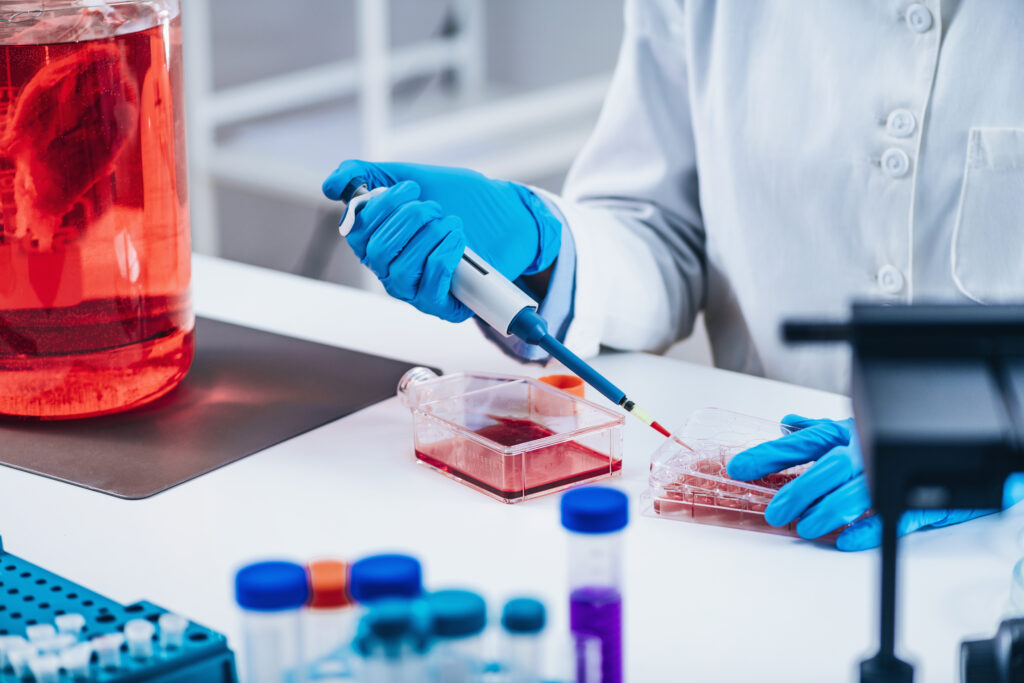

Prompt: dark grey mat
xmin=0 ymin=317 xmax=432 ymax=499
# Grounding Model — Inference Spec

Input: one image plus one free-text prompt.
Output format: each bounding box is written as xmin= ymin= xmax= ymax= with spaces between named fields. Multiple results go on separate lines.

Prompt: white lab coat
xmin=543 ymin=0 xmax=1024 ymax=393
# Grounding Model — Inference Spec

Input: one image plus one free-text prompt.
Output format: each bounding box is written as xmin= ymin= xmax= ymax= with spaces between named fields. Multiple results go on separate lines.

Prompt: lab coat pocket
xmin=951 ymin=128 xmax=1024 ymax=302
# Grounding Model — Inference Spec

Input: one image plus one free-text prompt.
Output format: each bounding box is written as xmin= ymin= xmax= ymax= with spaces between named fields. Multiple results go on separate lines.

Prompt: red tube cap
xmin=308 ymin=560 xmax=352 ymax=609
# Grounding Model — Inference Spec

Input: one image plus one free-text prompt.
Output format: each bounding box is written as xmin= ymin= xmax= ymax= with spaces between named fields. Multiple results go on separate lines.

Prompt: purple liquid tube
xmin=561 ymin=487 xmax=629 ymax=683
xmin=571 ymin=587 xmax=622 ymax=682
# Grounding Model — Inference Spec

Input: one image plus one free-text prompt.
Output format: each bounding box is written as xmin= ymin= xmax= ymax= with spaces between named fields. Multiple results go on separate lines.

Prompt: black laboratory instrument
xmin=961 ymin=618 xmax=1024 ymax=683
xmin=784 ymin=303 xmax=1024 ymax=683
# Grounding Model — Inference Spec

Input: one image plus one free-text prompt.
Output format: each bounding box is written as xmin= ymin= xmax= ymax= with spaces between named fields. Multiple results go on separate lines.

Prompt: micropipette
xmin=338 ymin=181 xmax=672 ymax=438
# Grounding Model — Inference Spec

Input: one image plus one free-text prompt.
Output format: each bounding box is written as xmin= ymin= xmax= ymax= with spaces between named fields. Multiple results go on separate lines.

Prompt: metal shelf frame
xmin=183 ymin=0 xmax=608 ymax=256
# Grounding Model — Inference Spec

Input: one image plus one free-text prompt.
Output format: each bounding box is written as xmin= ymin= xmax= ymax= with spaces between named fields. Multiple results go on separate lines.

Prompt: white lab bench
xmin=1 ymin=255 xmax=1020 ymax=683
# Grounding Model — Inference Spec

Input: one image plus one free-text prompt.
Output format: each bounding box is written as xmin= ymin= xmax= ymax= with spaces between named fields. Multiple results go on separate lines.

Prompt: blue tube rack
xmin=0 ymin=537 xmax=237 ymax=682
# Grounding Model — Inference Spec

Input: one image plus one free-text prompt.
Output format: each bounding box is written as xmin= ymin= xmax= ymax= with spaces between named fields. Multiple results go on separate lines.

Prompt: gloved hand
xmin=727 ymin=415 xmax=1024 ymax=551
xmin=322 ymin=160 xmax=562 ymax=323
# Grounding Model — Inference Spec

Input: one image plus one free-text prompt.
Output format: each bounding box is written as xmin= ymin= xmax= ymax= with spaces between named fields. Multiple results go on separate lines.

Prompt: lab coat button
xmin=906 ymin=4 xmax=933 ymax=33
xmin=886 ymin=109 xmax=916 ymax=137
xmin=877 ymin=265 xmax=905 ymax=294
xmin=882 ymin=148 xmax=911 ymax=178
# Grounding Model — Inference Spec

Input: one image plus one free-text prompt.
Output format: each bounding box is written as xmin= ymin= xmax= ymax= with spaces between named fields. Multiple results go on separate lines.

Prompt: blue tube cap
xmin=561 ymin=487 xmax=629 ymax=534
xmin=235 ymin=561 xmax=309 ymax=611
xmin=349 ymin=554 xmax=423 ymax=604
xmin=425 ymin=590 xmax=487 ymax=638
xmin=501 ymin=598 xmax=546 ymax=634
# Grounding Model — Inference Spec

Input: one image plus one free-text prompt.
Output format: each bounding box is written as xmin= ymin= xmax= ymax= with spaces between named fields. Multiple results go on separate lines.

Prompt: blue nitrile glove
xmin=322 ymin=160 xmax=562 ymax=323
xmin=727 ymin=415 xmax=1024 ymax=552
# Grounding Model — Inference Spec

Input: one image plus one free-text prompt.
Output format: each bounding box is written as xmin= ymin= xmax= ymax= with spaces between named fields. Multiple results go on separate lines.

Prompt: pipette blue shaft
xmin=508 ymin=310 xmax=670 ymax=435
xmin=508 ymin=311 xmax=625 ymax=404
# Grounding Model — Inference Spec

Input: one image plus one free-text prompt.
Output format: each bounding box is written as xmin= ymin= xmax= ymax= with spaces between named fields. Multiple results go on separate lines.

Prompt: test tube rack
xmin=0 ymin=537 xmax=238 ymax=682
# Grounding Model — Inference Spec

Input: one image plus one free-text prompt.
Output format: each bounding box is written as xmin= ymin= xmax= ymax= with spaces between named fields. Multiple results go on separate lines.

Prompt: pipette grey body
xmin=338 ymin=183 xmax=538 ymax=337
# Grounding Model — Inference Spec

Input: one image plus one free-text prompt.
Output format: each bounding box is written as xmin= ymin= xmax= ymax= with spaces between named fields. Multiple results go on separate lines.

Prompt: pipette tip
xmin=621 ymin=400 xmax=672 ymax=438
xmin=650 ymin=421 xmax=671 ymax=437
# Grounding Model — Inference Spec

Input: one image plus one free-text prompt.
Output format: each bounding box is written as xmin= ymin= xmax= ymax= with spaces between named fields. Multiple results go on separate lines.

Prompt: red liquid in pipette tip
xmin=651 ymin=421 xmax=671 ymax=437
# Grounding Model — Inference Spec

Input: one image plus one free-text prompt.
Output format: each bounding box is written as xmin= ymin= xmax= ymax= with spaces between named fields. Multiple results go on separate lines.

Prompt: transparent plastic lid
xmin=398 ymin=369 xmax=622 ymax=451
xmin=644 ymin=408 xmax=814 ymax=536
xmin=650 ymin=408 xmax=802 ymax=502
xmin=398 ymin=369 xmax=624 ymax=503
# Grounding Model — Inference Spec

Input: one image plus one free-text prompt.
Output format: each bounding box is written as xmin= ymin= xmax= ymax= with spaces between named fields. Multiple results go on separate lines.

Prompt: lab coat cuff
xmin=532 ymin=190 xmax=613 ymax=359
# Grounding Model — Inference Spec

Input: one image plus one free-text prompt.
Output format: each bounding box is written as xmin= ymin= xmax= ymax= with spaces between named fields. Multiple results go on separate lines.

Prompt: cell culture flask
xmin=398 ymin=368 xmax=624 ymax=503
xmin=0 ymin=0 xmax=193 ymax=418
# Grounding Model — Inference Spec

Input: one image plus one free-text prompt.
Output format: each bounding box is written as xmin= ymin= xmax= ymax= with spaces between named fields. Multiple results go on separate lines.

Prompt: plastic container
xmin=0 ymin=0 xmax=193 ymax=419
xmin=304 ymin=559 xmax=355 ymax=678
xmin=398 ymin=369 xmax=624 ymax=503
xmin=561 ymin=487 xmax=628 ymax=683
xmin=641 ymin=408 xmax=817 ymax=536
xmin=425 ymin=589 xmax=487 ymax=683
xmin=352 ymin=600 xmax=431 ymax=683
xmin=235 ymin=561 xmax=309 ymax=683
xmin=501 ymin=598 xmax=546 ymax=683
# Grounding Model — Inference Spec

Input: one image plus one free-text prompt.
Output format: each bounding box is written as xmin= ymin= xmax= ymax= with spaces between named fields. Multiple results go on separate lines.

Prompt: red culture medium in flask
xmin=416 ymin=417 xmax=623 ymax=501
xmin=0 ymin=3 xmax=193 ymax=419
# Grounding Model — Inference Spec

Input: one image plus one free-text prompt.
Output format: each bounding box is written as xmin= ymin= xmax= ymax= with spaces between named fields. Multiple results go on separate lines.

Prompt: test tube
xmin=7 ymin=644 xmax=35 ymax=678
xmin=59 ymin=642 xmax=93 ymax=679
xmin=305 ymin=559 xmax=355 ymax=676
xmin=349 ymin=554 xmax=423 ymax=605
xmin=93 ymin=633 xmax=125 ymax=669
xmin=25 ymin=624 xmax=58 ymax=645
xmin=0 ymin=636 xmax=31 ymax=672
xmin=424 ymin=589 xmax=487 ymax=683
xmin=159 ymin=613 xmax=189 ymax=650
xmin=352 ymin=599 xmax=430 ymax=683
xmin=501 ymin=598 xmax=546 ymax=683
xmin=561 ymin=487 xmax=628 ymax=683
xmin=28 ymin=653 xmax=61 ymax=683
xmin=235 ymin=560 xmax=310 ymax=683
xmin=35 ymin=633 xmax=77 ymax=655
xmin=545 ymin=633 xmax=601 ymax=683
xmin=125 ymin=618 xmax=156 ymax=659
xmin=55 ymin=613 xmax=87 ymax=639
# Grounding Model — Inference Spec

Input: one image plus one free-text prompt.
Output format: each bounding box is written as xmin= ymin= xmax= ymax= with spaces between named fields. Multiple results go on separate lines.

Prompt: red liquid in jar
xmin=416 ymin=417 xmax=622 ymax=500
xmin=0 ymin=13 xmax=193 ymax=419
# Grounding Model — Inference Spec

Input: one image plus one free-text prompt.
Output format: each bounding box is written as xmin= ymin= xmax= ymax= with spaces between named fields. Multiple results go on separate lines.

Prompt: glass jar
xmin=0 ymin=0 xmax=193 ymax=419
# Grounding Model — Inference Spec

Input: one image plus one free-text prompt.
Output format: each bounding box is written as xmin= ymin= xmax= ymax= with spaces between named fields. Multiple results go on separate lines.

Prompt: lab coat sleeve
xmin=542 ymin=0 xmax=706 ymax=360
